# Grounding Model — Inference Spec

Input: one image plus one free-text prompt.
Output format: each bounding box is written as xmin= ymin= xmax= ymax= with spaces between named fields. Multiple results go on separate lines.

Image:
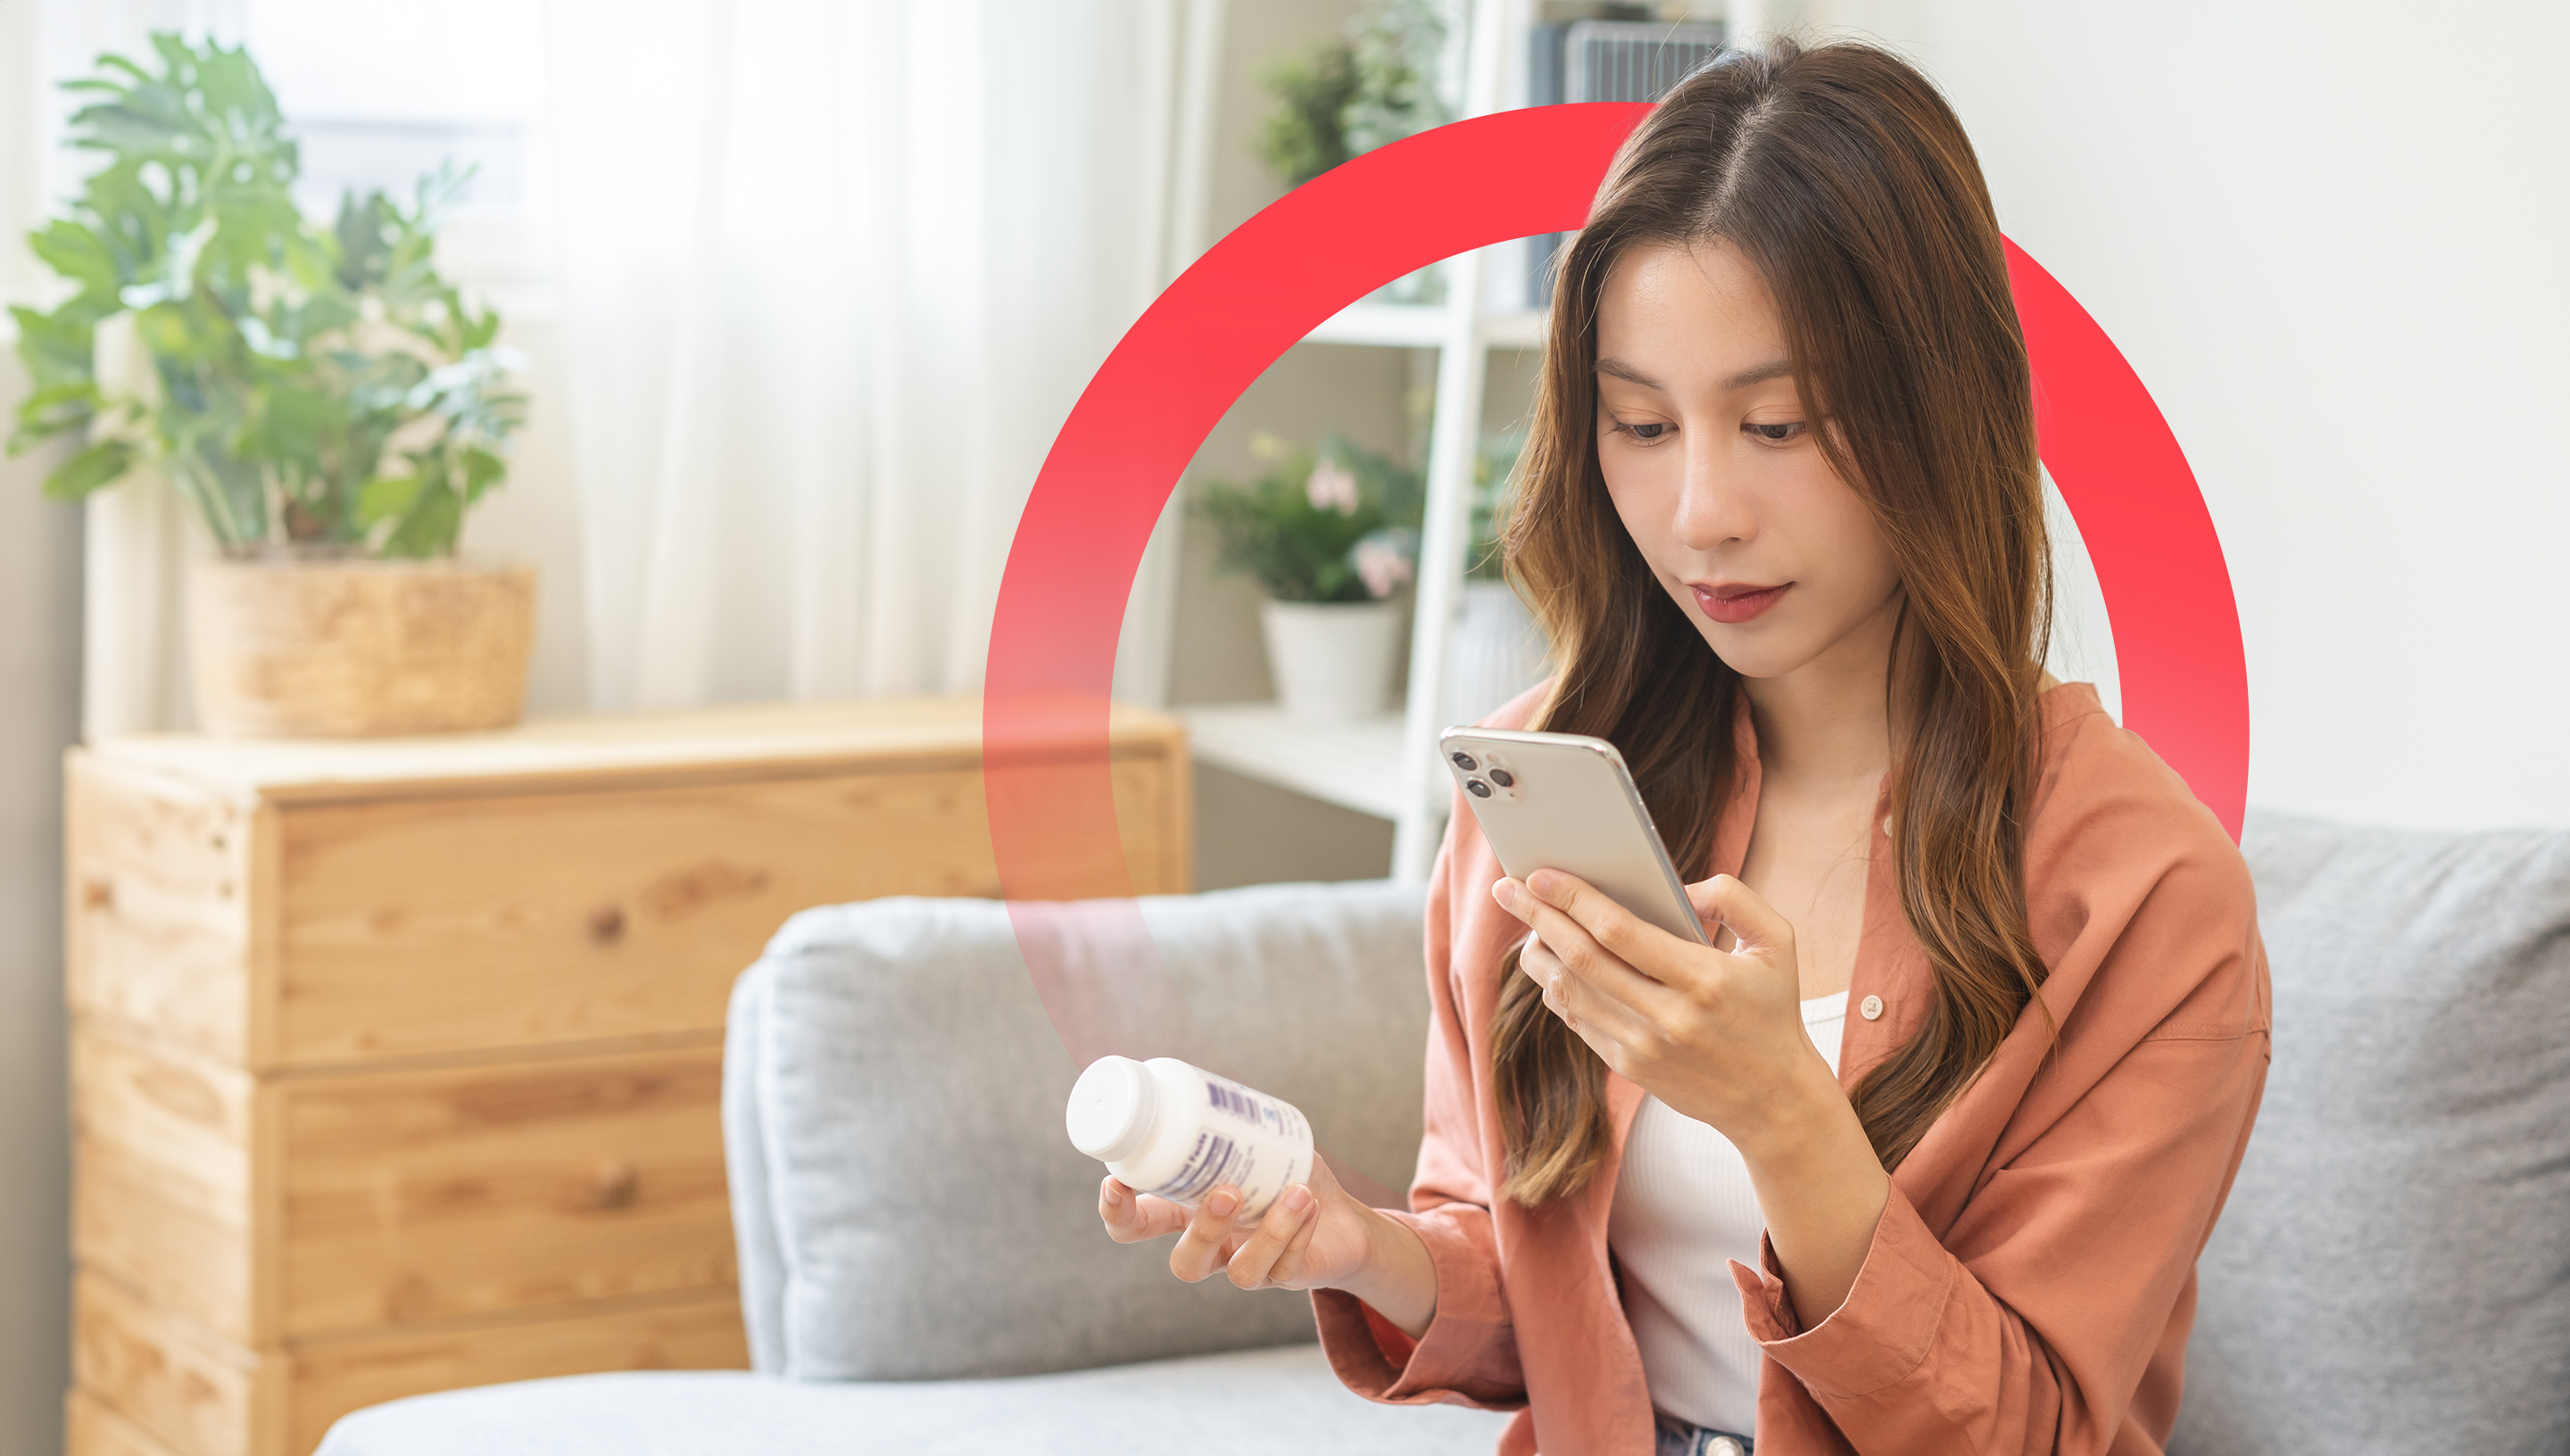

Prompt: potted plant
xmin=8 ymin=34 xmax=531 ymax=737
xmin=1196 ymin=431 xmax=1422 ymax=720
xmin=1255 ymin=0 xmax=1456 ymax=303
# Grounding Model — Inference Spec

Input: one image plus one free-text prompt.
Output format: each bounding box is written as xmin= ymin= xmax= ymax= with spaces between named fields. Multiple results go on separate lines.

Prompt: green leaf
xmin=333 ymin=189 xmax=395 ymax=289
xmin=379 ymin=479 xmax=462 ymax=558
xmin=28 ymin=220 xmax=121 ymax=299
xmin=354 ymin=473 xmax=425 ymax=529
xmin=78 ymin=161 xmax=180 ymax=277
xmin=9 ymin=381 xmax=104 ymax=452
xmin=242 ymin=383 xmax=338 ymax=467
xmin=459 ymin=445 xmax=505 ymax=503
xmin=8 ymin=303 xmax=100 ymax=390
xmin=1255 ymin=42 xmax=1360 ymax=188
xmin=282 ymin=287 xmax=359 ymax=343
xmin=43 ymin=439 xmax=137 ymax=499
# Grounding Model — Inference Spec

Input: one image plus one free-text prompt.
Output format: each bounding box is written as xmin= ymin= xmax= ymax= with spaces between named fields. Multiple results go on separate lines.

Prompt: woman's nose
xmin=1672 ymin=438 xmax=1755 ymax=550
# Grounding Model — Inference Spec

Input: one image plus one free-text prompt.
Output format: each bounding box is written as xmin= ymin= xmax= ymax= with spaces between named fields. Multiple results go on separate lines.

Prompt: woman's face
xmin=1592 ymin=239 xmax=1904 ymax=685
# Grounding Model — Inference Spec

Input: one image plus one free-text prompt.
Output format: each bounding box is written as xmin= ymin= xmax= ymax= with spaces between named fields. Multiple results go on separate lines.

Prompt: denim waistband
xmin=1654 ymin=1419 xmax=1753 ymax=1456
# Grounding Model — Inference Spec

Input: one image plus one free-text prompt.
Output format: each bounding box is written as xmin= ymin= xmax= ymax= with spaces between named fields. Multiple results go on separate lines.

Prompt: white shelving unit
xmin=1180 ymin=0 xmax=1540 ymax=881
xmin=1184 ymin=704 xmax=1411 ymax=822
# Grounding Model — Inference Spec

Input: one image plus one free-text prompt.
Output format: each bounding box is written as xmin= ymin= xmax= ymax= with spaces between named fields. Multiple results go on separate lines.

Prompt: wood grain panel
xmin=65 ymin=1386 xmax=184 ymax=1456
xmin=70 ymin=1033 xmax=263 ymax=1345
xmin=282 ymin=1044 xmax=734 ymax=1335
xmin=74 ymin=1138 xmax=253 ymax=1347
xmin=71 ymin=1035 xmax=255 ymax=1216
xmin=275 ymin=756 xmax=1183 ymax=1066
xmin=85 ymin=695 xmax=1180 ymax=802
xmin=71 ymin=1271 xmax=274 ymax=1456
xmin=284 ymin=1290 xmax=749 ymax=1454
xmin=70 ymin=1284 xmax=748 ymax=1456
xmin=66 ymin=758 xmax=257 ymax=1065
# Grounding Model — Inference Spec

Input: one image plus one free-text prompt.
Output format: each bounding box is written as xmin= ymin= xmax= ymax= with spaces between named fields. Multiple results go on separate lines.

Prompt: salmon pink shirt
xmin=1310 ymin=681 xmax=2272 ymax=1456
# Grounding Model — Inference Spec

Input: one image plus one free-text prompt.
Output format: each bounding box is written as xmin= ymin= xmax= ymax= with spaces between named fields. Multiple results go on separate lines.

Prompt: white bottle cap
xmin=1065 ymin=1055 xmax=1158 ymax=1162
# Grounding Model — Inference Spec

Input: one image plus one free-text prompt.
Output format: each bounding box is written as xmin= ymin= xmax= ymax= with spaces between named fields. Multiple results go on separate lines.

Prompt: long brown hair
xmin=1491 ymin=37 xmax=2052 ymax=1204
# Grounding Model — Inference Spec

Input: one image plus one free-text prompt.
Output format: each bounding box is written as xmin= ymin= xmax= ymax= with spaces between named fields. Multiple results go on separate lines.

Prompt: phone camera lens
xmin=1450 ymin=751 xmax=1479 ymax=772
xmin=1465 ymin=778 xmax=1493 ymax=798
xmin=1488 ymin=768 xmax=1514 ymax=789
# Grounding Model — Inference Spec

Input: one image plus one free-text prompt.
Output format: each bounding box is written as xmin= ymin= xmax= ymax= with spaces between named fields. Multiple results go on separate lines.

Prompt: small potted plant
xmin=1254 ymin=0 xmax=1455 ymax=303
xmin=1195 ymin=431 xmax=1422 ymax=720
xmin=8 ymin=34 xmax=530 ymax=737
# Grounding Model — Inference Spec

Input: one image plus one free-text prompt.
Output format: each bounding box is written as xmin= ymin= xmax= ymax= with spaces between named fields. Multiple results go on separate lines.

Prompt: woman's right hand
xmin=1097 ymin=1151 xmax=1380 ymax=1295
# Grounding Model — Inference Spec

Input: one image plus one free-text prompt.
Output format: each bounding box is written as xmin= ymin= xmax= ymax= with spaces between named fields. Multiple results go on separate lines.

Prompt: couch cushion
xmin=725 ymin=881 xmax=1434 ymax=1380
xmin=316 ymin=1342 xmax=1517 ymax=1456
xmin=2171 ymin=810 xmax=2570 ymax=1455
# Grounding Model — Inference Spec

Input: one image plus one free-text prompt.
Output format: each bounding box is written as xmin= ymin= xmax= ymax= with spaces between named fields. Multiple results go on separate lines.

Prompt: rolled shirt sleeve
xmin=1728 ymin=1018 xmax=2269 ymax=1452
xmin=1313 ymin=1202 xmax=1527 ymax=1408
xmin=1311 ymin=799 xmax=1531 ymax=1413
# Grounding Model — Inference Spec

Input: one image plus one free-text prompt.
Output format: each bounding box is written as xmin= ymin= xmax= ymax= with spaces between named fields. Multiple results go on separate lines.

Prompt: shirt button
xmin=1860 ymin=994 xmax=1885 ymax=1021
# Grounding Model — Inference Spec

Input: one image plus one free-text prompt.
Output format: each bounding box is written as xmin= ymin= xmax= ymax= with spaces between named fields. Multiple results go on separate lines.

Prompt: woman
xmin=1097 ymin=37 xmax=2267 ymax=1456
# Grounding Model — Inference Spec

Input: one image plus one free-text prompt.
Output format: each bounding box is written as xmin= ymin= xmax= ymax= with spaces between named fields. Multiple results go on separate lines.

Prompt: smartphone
xmin=1439 ymin=726 xmax=1710 ymax=947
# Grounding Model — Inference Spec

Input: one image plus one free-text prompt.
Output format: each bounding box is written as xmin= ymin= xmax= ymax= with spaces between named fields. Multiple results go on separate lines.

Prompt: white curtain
xmin=542 ymin=0 xmax=1190 ymax=709
xmin=52 ymin=0 xmax=1200 ymax=731
xmin=33 ymin=0 xmax=248 ymax=738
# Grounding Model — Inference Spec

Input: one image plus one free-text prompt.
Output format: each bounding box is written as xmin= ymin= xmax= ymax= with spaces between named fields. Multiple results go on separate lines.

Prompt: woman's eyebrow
xmin=1596 ymin=355 xmax=1665 ymax=390
xmin=1595 ymin=355 xmax=1795 ymax=391
xmin=1726 ymin=358 xmax=1794 ymax=390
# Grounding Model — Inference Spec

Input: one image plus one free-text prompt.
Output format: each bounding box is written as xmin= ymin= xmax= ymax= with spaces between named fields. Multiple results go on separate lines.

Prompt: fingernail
xmin=1208 ymin=1188 xmax=1239 ymax=1218
xmin=1104 ymin=1182 xmax=1123 ymax=1205
xmin=1282 ymin=1184 xmax=1313 ymax=1212
xmin=1493 ymin=879 xmax=1522 ymax=911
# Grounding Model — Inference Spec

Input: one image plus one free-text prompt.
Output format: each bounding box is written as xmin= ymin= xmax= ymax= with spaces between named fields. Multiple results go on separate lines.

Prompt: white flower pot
xmin=1445 ymin=580 xmax=1548 ymax=729
xmin=1260 ymin=599 xmax=1404 ymax=721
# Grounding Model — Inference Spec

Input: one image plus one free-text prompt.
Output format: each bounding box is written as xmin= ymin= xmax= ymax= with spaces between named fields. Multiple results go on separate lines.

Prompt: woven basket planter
xmin=187 ymin=555 xmax=537 ymax=737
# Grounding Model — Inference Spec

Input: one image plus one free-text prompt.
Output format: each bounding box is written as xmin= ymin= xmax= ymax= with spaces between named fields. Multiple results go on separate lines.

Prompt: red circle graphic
xmin=980 ymin=103 xmax=2247 ymax=1076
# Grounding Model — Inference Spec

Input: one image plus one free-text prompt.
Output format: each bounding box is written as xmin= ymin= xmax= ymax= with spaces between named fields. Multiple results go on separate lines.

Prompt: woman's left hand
xmin=1498 ymin=868 xmax=1893 ymax=1327
xmin=1496 ymin=869 xmax=1840 ymax=1159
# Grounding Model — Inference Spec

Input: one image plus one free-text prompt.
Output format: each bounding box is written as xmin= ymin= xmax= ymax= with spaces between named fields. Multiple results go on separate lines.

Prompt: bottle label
xmin=1149 ymin=1129 xmax=1252 ymax=1206
xmin=1199 ymin=1071 xmax=1312 ymax=1146
xmin=1133 ymin=1070 xmax=1314 ymax=1214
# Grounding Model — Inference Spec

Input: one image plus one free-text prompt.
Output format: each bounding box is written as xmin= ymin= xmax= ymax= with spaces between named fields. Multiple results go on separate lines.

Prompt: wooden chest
xmin=62 ymin=697 xmax=1190 ymax=1455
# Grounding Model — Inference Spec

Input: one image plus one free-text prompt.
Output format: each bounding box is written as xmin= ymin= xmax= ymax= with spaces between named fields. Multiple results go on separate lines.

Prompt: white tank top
xmin=1606 ymin=990 xmax=1851 ymax=1434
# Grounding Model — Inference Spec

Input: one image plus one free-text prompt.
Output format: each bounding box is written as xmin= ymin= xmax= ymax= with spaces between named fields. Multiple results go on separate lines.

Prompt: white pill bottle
xmin=1065 ymin=1055 xmax=1314 ymax=1221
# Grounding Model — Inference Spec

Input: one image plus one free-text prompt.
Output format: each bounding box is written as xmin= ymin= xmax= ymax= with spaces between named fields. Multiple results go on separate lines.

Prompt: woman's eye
xmin=1614 ymin=420 xmax=1673 ymax=443
xmin=1745 ymin=421 xmax=1807 ymax=444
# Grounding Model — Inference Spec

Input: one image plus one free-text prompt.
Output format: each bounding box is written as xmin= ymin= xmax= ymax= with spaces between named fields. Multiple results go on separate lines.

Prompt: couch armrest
xmin=723 ymin=961 xmax=791 ymax=1375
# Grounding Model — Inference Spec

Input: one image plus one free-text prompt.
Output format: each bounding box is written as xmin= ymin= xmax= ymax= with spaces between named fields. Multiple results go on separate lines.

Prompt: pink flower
xmin=1306 ymin=459 xmax=1360 ymax=515
xmin=1355 ymin=536 xmax=1414 ymax=599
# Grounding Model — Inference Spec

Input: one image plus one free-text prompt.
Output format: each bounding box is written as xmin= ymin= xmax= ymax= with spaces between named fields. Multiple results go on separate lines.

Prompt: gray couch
xmin=318 ymin=810 xmax=2570 ymax=1455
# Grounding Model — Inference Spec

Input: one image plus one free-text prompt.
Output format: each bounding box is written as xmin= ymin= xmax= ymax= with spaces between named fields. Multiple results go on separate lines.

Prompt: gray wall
xmin=1 ymin=3 xmax=78 ymax=1447
xmin=1787 ymin=0 xmax=2570 ymax=828
xmin=0 ymin=352 xmax=83 ymax=1456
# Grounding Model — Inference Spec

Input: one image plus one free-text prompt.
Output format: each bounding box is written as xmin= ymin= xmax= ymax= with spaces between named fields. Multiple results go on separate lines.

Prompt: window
xmin=240 ymin=0 xmax=554 ymax=303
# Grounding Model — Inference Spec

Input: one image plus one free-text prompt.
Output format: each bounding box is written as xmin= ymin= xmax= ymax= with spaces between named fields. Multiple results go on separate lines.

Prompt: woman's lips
xmin=1690 ymin=581 xmax=1790 ymax=625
